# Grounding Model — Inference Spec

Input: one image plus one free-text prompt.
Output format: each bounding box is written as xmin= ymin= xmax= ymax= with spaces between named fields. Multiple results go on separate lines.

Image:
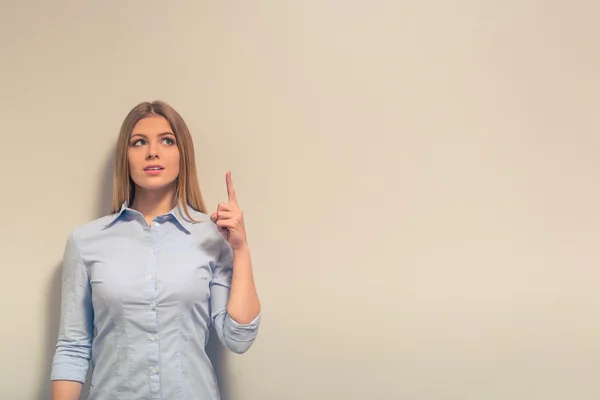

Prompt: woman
xmin=50 ymin=100 xmax=261 ymax=400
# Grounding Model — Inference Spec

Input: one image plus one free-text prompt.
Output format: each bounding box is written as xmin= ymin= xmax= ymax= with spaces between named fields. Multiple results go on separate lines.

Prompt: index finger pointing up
xmin=226 ymin=171 xmax=237 ymax=203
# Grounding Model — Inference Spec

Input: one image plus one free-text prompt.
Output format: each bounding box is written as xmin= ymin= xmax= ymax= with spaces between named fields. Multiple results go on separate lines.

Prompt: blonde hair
xmin=111 ymin=100 xmax=207 ymax=222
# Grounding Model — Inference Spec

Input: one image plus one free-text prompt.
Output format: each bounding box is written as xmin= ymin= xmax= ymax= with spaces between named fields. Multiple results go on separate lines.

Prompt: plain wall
xmin=1 ymin=1 xmax=599 ymax=399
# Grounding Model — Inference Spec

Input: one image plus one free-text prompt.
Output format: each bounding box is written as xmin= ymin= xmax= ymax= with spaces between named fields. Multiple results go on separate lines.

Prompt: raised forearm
xmin=51 ymin=380 xmax=83 ymax=400
xmin=226 ymin=244 xmax=261 ymax=324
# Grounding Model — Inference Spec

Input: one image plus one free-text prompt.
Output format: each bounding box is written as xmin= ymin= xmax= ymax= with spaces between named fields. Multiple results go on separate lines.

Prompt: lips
xmin=144 ymin=165 xmax=164 ymax=171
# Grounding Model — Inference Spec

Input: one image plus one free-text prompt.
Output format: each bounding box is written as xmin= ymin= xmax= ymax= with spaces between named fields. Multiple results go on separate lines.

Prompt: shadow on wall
xmin=40 ymin=147 xmax=231 ymax=399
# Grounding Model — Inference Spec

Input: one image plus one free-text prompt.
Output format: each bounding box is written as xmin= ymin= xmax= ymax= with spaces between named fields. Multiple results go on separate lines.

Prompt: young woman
xmin=50 ymin=101 xmax=261 ymax=400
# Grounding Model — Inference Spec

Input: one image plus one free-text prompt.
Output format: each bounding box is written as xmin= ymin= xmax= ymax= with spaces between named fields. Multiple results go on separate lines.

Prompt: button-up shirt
xmin=51 ymin=202 xmax=261 ymax=399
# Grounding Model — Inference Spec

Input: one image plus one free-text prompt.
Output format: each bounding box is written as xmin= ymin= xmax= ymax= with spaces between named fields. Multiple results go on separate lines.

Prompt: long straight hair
xmin=111 ymin=100 xmax=207 ymax=222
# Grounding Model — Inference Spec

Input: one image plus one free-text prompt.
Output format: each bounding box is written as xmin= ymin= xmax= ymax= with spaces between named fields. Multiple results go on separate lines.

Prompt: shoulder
xmin=182 ymin=207 xmax=229 ymax=253
xmin=185 ymin=208 xmax=221 ymax=236
xmin=68 ymin=212 xmax=121 ymax=244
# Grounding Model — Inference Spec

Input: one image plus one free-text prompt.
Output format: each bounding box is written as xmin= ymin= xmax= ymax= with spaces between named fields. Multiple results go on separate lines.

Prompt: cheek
xmin=168 ymin=150 xmax=181 ymax=171
xmin=127 ymin=151 xmax=142 ymax=172
xmin=170 ymin=159 xmax=181 ymax=178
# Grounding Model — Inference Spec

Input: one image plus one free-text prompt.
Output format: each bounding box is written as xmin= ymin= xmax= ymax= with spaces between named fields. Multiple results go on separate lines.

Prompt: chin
xmin=132 ymin=177 xmax=178 ymax=192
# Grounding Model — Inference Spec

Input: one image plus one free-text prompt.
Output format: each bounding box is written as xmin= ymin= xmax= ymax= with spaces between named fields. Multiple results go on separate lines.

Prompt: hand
xmin=211 ymin=171 xmax=248 ymax=251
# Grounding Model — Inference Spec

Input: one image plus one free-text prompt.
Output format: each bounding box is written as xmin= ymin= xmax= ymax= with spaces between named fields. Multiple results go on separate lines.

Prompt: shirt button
xmin=150 ymin=367 xmax=158 ymax=375
xmin=147 ymin=274 xmax=153 ymax=279
xmin=149 ymin=249 xmax=155 ymax=254
xmin=148 ymin=303 xmax=155 ymax=310
xmin=150 ymin=335 xmax=157 ymax=342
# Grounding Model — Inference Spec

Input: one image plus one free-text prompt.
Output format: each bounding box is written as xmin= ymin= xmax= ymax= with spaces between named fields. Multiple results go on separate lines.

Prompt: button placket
xmin=145 ymin=225 xmax=161 ymax=398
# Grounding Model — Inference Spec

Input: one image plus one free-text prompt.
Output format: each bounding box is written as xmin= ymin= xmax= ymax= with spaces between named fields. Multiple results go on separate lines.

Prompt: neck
xmin=131 ymin=184 xmax=177 ymax=224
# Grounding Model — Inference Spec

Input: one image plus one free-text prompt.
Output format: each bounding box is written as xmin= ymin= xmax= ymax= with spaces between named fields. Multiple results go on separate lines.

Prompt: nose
xmin=146 ymin=145 xmax=159 ymax=160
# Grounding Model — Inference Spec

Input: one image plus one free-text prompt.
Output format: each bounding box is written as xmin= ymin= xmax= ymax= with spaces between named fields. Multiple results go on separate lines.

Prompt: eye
xmin=131 ymin=139 xmax=146 ymax=146
xmin=162 ymin=137 xmax=176 ymax=145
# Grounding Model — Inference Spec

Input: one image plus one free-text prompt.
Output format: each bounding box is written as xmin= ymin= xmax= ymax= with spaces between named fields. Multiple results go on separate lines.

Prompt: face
xmin=127 ymin=115 xmax=180 ymax=194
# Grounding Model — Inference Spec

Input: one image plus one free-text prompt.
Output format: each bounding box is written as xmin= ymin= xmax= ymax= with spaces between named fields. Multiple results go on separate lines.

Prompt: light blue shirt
xmin=51 ymin=202 xmax=261 ymax=400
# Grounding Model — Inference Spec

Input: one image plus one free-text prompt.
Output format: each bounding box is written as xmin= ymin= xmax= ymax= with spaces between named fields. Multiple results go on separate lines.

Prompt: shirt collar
xmin=104 ymin=201 xmax=202 ymax=233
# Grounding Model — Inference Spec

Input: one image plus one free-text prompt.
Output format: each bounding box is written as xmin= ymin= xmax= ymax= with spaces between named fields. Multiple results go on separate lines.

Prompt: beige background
xmin=1 ymin=1 xmax=599 ymax=399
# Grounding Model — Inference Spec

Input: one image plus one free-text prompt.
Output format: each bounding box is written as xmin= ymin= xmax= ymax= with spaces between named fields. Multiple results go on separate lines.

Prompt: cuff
xmin=224 ymin=311 xmax=261 ymax=342
xmin=50 ymin=359 xmax=89 ymax=383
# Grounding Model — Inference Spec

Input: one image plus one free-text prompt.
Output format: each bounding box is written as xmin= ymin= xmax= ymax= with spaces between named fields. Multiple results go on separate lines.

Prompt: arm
xmin=50 ymin=232 xmax=94 ymax=400
xmin=51 ymin=381 xmax=84 ymax=400
xmin=227 ymin=243 xmax=261 ymax=324
xmin=210 ymin=239 xmax=261 ymax=354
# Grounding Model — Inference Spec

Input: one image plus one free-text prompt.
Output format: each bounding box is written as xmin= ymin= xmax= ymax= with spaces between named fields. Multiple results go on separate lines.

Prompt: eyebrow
xmin=130 ymin=132 xmax=175 ymax=139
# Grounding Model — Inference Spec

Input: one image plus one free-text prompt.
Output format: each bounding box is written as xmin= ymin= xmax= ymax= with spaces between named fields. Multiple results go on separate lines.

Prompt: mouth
xmin=144 ymin=165 xmax=165 ymax=174
xmin=144 ymin=165 xmax=165 ymax=171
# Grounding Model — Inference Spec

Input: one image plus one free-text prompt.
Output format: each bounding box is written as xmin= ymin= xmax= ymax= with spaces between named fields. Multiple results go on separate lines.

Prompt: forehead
xmin=131 ymin=116 xmax=173 ymax=136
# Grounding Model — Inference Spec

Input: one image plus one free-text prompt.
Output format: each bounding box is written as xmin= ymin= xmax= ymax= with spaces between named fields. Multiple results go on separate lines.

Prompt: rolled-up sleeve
xmin=50 ymin=231 xmax=94 ymax=383
xmin=210 ymin=238 xmax=261 ymax=354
